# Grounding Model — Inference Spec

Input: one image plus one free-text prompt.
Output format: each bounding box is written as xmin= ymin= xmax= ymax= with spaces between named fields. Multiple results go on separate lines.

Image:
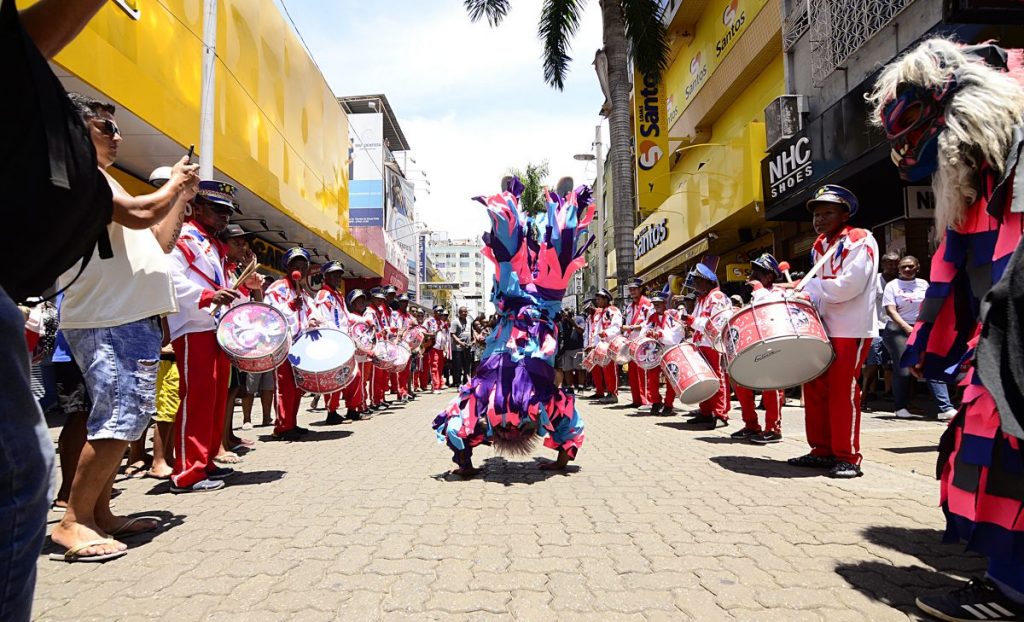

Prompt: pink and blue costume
xmin=432 ymin=179 xmax=594 ymax=469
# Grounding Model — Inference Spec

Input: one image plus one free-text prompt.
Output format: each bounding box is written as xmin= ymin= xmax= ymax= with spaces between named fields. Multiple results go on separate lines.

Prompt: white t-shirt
xmin=882 ymin=278 xmax=929 ymax=325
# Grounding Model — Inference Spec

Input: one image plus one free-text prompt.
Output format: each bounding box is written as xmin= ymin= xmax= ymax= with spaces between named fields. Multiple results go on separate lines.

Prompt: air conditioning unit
xmin=764 ymin=95 xmax=808 ymax=150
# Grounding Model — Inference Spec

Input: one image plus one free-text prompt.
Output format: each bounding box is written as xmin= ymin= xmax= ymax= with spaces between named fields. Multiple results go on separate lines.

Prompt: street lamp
xmin=574 ymin=124 xmax=605 ymax=287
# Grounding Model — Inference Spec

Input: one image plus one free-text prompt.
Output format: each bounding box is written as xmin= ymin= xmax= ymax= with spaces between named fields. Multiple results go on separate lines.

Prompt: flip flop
xmin=230 ymin=440 xmax=255 ymax=451
xmin=109 ymin=516 xmax=161 ymax=538
xmin=143 ymin=471 xmax=171 ymax=480
xmin=50 ymin=502 xmax=67 ymax=513
xmin=214 ymin=452 xmax=242 ymax=465
xmin=49 ymin=539 xmax=127 ymax=563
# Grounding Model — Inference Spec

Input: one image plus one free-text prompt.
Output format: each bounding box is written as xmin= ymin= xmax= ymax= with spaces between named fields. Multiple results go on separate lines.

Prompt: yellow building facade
xmin=633 ymin=0 xmax=785 ymax=293
xmin=29 ymin=0 xmax=381 ymax=276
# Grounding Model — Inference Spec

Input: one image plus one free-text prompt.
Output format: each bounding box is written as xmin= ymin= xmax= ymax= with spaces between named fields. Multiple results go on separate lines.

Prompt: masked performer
xmin=432 ymin=180 xmax=592 ymax=477
xmin=868 ymin=39 xmax=1024 ymax=620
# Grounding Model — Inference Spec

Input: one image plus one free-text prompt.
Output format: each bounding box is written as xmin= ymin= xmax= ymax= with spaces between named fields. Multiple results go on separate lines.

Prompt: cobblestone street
xmin=35 ymin=389 xmax=980 ymax=621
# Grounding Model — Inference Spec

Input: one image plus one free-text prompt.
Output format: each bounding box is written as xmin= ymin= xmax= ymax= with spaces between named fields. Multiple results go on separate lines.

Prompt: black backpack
xmin=0 ymin=0 xmax=113 ymax=304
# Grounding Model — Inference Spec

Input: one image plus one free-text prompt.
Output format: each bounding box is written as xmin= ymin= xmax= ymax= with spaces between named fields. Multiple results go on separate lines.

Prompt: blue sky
xmin=282 ymin=0 xmax=608 ymax=239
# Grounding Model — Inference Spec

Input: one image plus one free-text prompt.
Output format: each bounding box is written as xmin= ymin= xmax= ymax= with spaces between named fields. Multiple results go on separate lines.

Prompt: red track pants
xmin=396 ymin=367 xmax=411 ymax=397
xmin=171 ymin=332 xmax=230 ymax=488
xmin=736 ymin=385 xmax=783 ymax=434
xmin=627 ymin=364 xmax=653 ymax=405
xmin=371 ymin=364 xmax=389 ymax=404
xmin=274 ymin=360 xmax=303 ymax=435
xmin=650 ymin=371 xmax=678 ymax=409
xmin=698 ymin=347 xmax=730 ymax=420
xmin=592 ymin=363 xmax=618 ymax=397
xmin=426 ymin=349 xmax=444 ymax=390
xmin=326 ymin=367 xmax=364 ymax=413
xmin=803 ymin=337 xmax=870 ymax=465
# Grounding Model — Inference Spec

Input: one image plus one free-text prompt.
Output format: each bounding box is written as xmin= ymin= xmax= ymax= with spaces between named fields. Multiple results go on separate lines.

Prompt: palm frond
xmin=464 ymin=0 xmax=512 ymax=26
xmin=539 ymin=0 xmax=585 ymax=90
xmin=621 ymin=0 xmax=670 ymax=82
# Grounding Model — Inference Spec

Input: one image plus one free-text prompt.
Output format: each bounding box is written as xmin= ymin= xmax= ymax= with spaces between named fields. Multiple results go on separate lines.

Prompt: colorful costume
xmin=432 ymin=181 xmax=592 ymax=467
xmin=870 ymin=40 xmax=1024 ymax=599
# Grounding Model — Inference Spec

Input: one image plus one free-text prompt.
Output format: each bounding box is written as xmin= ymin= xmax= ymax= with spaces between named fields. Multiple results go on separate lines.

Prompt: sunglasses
xmin=92 ymin=118 xmax=121 ymax=138
xmin=194 ymin=197 xmax=235 ymax=214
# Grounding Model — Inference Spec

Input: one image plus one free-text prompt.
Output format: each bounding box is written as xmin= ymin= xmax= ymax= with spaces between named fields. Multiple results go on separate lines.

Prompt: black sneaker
xmin=688 ymin=413 xmax=714 ymax=425
xmin=293 ymin=426 xmax=310 ymax=435
xmin=730 ymin=427 xmax=761 ymax=439
xmin=916 ymin=577 xmax=1024 ymax=622
xmin=787 ymin=453 xmax=836 ymax=468
xmin=324 ymin=411 xmax=345 ymax=425
xmin=828 ymin=462 xmax=863 ymax=478
xmin=650 ymin=404 xmax=663 ymax=416
xmin=750 ymin=431 xmax=783 ymax=444
xmin=344 ymin=409 xmax=361 ymax=421
xmin=661 ymin=407 xmax=676 ymax=416
xmin=207 ymin=467 xmax=236 ymax=480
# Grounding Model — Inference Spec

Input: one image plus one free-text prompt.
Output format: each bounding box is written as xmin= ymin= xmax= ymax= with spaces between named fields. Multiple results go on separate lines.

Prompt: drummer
xmin=684 ymin=263 xmax=732 ymax=429
xmin=368 ymin=288 xmax=392 ymax=411
xmin=421 ymin=307 xmax=443 ymax=393
xmin=588 ymin=288 xmax=622 ymax=404
xmin=314 ymin=261 xmax=364 ymax=425
xmin=622 ymin=278 xmax=654 ymax=409
xmin=351 ymin=289 xmax=378 ymax=419
xmin=730 ymin=253 xmax=786 ymax=444
xmin=646 ymin=291 xmax=684 ymax=416
xmin=781 ymin=185 xmax=878 ymax=478
xmin=390 ymin=293 xmax=417 ymax=402
xmin=166 ymin=180 xmax=244 ymax=493
xmin=265 ymin=247 xmax=323 ymax=440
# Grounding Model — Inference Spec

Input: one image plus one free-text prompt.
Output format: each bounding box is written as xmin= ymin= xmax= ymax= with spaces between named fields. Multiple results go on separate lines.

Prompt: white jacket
xmin=167 ymin=221 xmax=228 ymax=342
xmin=647 ymin=310 xmax=683 ymax=347
xmin=589 ymin=306 xmax=623 ymax=344
xmin=688 ymin=289 xmax=731 ymax=349
xmin=801 ymin=226 xmax=879 ymax=339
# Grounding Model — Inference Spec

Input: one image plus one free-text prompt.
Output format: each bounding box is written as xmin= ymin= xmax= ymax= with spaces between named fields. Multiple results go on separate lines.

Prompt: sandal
xmin=48 ymin=539 xmax=127 ymax=563
xmin=213 ymin=452 xmax=242 ymax=465
xmin=108 ymin=516 xmax=161 ymax=537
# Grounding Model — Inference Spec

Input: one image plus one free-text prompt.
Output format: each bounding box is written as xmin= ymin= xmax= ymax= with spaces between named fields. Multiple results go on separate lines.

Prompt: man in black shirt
xmin=450 ymin=306 xmax=473 ymax=385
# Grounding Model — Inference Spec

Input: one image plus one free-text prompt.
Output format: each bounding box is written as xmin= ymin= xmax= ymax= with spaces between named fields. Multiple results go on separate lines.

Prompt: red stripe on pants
xmin=627 ymin=364 xmax=650 ymax=405
xmin=735 ymin=385 xmax=783 ymax=433
xmin=591 ymin=363 xmax=618 ymax=396
xmin=360 ymin=361 xmax=373 ymax=408
xmin=372 ymin=365 xmax=388 ymax=404
xmin=427 ymin=349 xmax=444 ymax=390
xmin=171 ymin=332 xmax=230 ymax=488
xmin=698 ymin=347 xmax=730 ymax=419
xmin=803 ymin=337 xmax=870 ymax=464
xmin=397 ymin=367 xmax=410 ymax=397
xmin=274 ymin=361 xmax=303 ymax=434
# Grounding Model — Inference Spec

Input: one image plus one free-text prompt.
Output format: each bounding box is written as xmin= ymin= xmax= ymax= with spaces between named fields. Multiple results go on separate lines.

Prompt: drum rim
xmin=726 ymin=341 xmax=836 ymax=390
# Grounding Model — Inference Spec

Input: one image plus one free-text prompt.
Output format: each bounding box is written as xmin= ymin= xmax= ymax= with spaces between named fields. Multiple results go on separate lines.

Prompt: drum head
xmin=290 ymin=328 xmax=356 ymax=372
xmin=677 ymin=378 xmax=719 ymax=405
xmin=728 ymin=337 xmax=834 ymax=390
xmin=217 ymin=302 xmax=289 ymax=358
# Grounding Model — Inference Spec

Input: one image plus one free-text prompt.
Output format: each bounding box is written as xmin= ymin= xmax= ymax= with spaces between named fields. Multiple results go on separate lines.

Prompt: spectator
xmin=471 ymin=313 xmax=488 ymax=375
xmin=882 ymin=256 xmax=958 ymax=420
xmin=862 ymin=251 xmax=900 ymax=411
xmin=559 ymin=309 xmax=586 ymax=392
xmin=49 ymin=293 xmax=91 ymax=510
xmin=51 ymin=92 xmax=198 ymax=560
xmin=147 ymin=338 xmax=178 ymax=479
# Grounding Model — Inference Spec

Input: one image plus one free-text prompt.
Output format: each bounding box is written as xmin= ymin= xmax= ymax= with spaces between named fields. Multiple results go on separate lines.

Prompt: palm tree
xmin=464 ymin=0 xmax=669 ymax=290
xmin=506 ymin=161 xmax=550 ymax=217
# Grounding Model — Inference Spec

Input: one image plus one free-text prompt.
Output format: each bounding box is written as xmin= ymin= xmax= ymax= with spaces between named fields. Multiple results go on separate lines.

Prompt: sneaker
xmin=293 ymin=426 xmax=310 ymax=435
xmin=270 ymin=428 xmax=303 ymax=441
xmin=787 ymin=453 xmax=836 ymax=469
xmin=750 ymin=431 xmax=783 ymax=444
xmin=687 ymin=413 xmax=714 ymax=425
xmin=661 ymin=407 xmax=676 ymax=416
xmin=828 ymin=462 xmax=863 ymax=478
xmin=938 ymin=408 xmax=958 ymax=421
xmin=241 ymin=422 xmax=253 ymax=431
xmin=206 ymin=467 xmax=236 ymax=480
xmin=649 ymin=404 xmax=663 ymax=416
xmin=344 ymin=409 xmax=361 ymax=422
xmin=598 ymin=395 xmax=619 ymax=404
xmin=324 ymin=411 xmax=345 ymax=425
xmin=895 ymin=408 xmax=914 ymax=418
xmin=730 ymin=427 xmax=761 ymax=439
xmin=587 ymin=393 xmax=606 ymax=401
xmin=170 ymin=478 xmax=225 ymax=494
xmin=710 ymin=417 xmax=729 ymax=430
xmin=916 ymin=577 xmax=1024 ymax=622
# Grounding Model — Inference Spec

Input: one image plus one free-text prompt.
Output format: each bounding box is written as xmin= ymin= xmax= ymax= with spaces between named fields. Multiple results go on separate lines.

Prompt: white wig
xmin=867 ymin=38 xmax=1024 ymax=235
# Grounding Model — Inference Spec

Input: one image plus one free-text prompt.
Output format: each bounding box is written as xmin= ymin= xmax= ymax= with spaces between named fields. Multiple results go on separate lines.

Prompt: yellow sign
xmin=725 ymin=263 xmax=749 ymax=282
xmin=633 ymin=70 xmax=670 ymax=215
xmin=664 ymin=0 xmax=772 ymax=127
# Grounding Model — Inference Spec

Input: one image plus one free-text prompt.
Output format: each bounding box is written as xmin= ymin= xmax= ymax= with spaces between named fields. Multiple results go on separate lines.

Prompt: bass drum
xmin=290 ymin=328 xmax=357 ymax=394
xmin=660 ymin=343 xmax=719 ymax=405
xmin=216 ymin=302 xmax=290 ymax=373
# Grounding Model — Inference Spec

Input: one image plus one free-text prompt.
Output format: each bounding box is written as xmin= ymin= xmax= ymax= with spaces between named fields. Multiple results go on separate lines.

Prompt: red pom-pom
xmin=778 ymin=261 xmax=791 ymax=271
xmin=290 ymin=270 xmax=302 ymax=282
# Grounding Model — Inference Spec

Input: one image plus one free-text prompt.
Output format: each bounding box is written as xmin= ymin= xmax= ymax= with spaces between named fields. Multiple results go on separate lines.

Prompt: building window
xmin=461 ymin=282 xmax=470 ymax=288
xmin=808 ymin=0 xmax=913 ymax=86
xmin=459 ymin=252 xmax=470 ymax=258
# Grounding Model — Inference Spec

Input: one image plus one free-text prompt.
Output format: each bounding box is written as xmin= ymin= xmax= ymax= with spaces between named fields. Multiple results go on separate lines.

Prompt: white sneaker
xmin=894 ymin=408 xmax=913 ymax=419
xmin=637 ymin=404 xmax=652 ymax=412
xmin=938 ymin=408 xmax=957 ymax=421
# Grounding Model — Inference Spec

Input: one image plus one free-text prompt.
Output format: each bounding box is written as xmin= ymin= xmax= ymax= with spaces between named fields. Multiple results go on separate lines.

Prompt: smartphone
xmin=186 ymin=144 xmax=195 ymax=163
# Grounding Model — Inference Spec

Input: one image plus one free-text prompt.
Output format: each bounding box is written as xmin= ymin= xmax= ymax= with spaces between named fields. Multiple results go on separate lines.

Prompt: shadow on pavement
xmin=881 ymin=445 xmax=938 ymax=455
xmin=41 ymin=509 xmax=185 ymax=557
xmin=709 ymin=455 xmax=823 ymax=478
xmin=144 ymin=469 xmax=286 ymax=494
xmin=692 ymin=436 xmax=753 ymax=444
xmin=834 ymin=526 xmax=986 ymax=614
xmin=432 ymin=456 xmax=580 ymax=486
xmin=255 ymin=430 xmax=353 ymax=443
xmin=655 ymin=421 xmax=718 ymax=432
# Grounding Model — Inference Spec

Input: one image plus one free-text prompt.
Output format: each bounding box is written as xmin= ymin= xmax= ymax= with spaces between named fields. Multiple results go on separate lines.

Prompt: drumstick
xmin=208 ymin=258 xmax=259 ymax=317
xmin=778 ymin=261 xmax=793 ymax=284
xmin=795 ymin=244 xmax=841 ymax=292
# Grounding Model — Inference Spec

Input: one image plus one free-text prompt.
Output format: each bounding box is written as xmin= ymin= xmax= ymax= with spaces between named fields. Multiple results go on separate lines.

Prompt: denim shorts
xmin=64 ymin=317 xmax=161 ymax=442
xmin=865 ymin=334 xmax=889 ymax=367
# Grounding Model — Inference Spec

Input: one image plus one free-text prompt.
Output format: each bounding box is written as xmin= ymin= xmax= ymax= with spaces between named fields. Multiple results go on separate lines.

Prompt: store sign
xmin=664 ymin=0 xmax=771 ymax=125
xmin=421 ymin=282 xmax=460 ymax=291
xmin=766 ymin=135 xmax=814 ymax=199
xmin=635 ymin=218 xmax=669 ymax=260
xmin=348 ymin=113 xmax=385 ymax=228
xmin=904 ymin=186 xmax=936 ymax=219
xmin=634 ymin=70 xmax=670 ymax=213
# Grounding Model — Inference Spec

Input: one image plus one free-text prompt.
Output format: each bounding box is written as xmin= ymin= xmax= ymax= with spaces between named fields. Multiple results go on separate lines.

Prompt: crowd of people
xmin=2 ymin=3 xmax=1023 ymax=620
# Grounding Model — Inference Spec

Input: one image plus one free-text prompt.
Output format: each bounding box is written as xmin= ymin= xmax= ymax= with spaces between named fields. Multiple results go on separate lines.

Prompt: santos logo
xmin=689 ymin=52 xmax=703 ymax=75
xmin=638 ymin=139 xmax=663 ymax=171
xmin=722 ymin=0 xmax=740 ymax=26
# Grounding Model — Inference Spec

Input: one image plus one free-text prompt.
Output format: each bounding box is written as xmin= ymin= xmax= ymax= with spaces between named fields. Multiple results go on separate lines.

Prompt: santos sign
xmin=633 ymin=71 xmax=669 ymax=214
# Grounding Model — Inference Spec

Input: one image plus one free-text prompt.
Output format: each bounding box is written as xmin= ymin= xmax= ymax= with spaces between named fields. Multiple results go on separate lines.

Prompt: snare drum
xmin=723 ymin=298 xmax=833 ymax=390
xmin=216 ymin=302 xmax=290 ymax=373
xmin=402 ymin=326 xmax=425 ymax=351
xmin=705 ymin=307 xmax=734 ymax=353
xmin=593 ymin=342 xmax=611 ymax=367
xmin=289 ymin=328 xmax=358 ymax=394
xmin=660 ymin=343 xmax=719 ymax=405
xmin=372 ymin=340 xmax=407 ymax=372
xmin=608 ymin=335 xmax=631 ymax=365
xmin=350 ymin=321 xmax=376 ymax=356
xmin=582 ymin=349 xmax=599 ymax=372
xmin=629 ymin=337 xmax=665 ymax=370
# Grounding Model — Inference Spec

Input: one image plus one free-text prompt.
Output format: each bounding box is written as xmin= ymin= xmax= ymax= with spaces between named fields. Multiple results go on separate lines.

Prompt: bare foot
xmin=51 ymin=521 xmax=126 ymax=556
xmin=146 ymin=465 xmax=172 ymax=479
xmin=124 ymin=460 xmax=148 ymax=479
xmin=451 ymin=467 xmax=481 ymax=479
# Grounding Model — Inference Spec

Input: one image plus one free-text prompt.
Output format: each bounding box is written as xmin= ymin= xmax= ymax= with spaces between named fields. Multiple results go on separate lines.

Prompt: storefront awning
xmin=643 ymin=236 xmax=709 ymax=283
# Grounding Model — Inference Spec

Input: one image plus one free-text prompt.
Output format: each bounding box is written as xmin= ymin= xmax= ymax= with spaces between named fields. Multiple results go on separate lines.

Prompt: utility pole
xmin=198 ymin=0 xmax=218 ymax=180
xmin=594 ymin=124 xmax=606 ymax=287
